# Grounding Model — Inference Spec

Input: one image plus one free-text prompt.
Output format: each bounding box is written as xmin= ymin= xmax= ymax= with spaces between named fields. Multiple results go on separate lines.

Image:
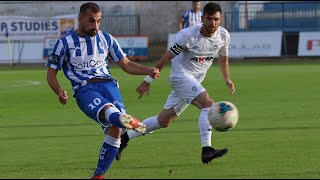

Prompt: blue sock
xmin=109 ymin=112 xmax=122 ymax=128
xmin=93 ymin=135 xmax=120 ymax=177
xmin=105 ymin=106 xmax=123 ymax=128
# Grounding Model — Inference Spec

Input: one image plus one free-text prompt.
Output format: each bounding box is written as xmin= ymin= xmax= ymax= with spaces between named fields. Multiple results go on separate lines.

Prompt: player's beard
xmin=204 ymin=25 xmax=217 ymax=34
xmin=86 ymin=29 xmax=98 ymax=37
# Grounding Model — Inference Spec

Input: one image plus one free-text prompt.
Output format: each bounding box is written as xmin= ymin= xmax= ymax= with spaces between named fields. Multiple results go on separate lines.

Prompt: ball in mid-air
xmin=208 ymin=101 xmax=239 ymax=132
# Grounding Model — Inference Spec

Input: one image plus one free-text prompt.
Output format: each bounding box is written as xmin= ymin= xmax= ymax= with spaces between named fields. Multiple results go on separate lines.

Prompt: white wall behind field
xmin=0 ymin=41 xmax=44 ymax=63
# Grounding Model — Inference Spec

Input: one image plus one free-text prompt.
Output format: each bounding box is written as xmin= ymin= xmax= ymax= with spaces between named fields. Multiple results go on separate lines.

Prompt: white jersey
xmin=169 ymin=24 xmax=230 ymax=83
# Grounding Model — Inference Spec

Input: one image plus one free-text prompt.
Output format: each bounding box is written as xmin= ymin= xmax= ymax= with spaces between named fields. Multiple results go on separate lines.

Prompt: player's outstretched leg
xmin=201 ymin=146 xmax=228 ymax=164
xmin=104 ymin=106 xmax=146 ymax=134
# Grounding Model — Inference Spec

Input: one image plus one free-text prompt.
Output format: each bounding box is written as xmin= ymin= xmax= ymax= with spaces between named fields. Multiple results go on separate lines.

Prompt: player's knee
xmin=158 ymin=115 xmax=176 ymax=128
xmin=99 ymin=104 xmax=117 ymax=120
xmin=193 ymin=97 xmax=214 ymax=109
xmin=159 ymin=121 xmax=170 ymax=128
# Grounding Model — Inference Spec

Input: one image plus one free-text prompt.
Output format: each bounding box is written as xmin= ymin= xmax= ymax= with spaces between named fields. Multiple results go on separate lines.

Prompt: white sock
xmin=104 ymin=134 xmax=121 ymax=148
xmin=127 ymin=115 xmax=160 ymax=140
xmin=198 ymin=107 xmax=212 ymax=147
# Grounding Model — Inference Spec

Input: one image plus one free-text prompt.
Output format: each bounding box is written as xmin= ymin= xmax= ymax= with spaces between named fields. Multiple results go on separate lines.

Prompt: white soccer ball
xmin=208 ymin=101 xmax=239 ymax=132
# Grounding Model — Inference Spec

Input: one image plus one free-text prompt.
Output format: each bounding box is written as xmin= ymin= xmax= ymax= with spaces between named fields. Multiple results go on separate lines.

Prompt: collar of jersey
xmin=72 ymin=29 xmax=93 ymax=39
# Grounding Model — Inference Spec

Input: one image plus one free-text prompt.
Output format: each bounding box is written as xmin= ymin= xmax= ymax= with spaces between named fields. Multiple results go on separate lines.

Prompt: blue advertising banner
xmin=115 ymin=36 xmax=148 ymax=60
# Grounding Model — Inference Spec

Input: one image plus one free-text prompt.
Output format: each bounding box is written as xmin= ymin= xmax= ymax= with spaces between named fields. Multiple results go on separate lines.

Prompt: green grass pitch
xmin=0 ymin=61 xmax=320 ymax=179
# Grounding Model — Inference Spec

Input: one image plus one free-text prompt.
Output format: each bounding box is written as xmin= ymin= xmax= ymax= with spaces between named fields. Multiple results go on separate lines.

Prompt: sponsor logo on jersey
xmin=48 ymin=55 xmax=59 ymax=65
xmin=71 ymin=59 xmax=106 ymax=69
xmin=192 ymin=86 xmax=197 ymax=92
xmin=190 ymin=57 xmax=214 ymax=63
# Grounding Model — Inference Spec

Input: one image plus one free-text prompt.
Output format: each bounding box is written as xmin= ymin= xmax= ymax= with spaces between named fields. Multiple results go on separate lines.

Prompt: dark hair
xmin=203 ymin=2 xmax=221 ymax=15
xmin=79 ymin=2 xmax=100 ymax=16
xmin=192 ymin=1 xmax=200 ymax=3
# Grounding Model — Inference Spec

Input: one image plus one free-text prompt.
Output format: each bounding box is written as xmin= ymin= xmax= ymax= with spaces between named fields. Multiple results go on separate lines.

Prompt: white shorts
xmin=163 ymin=76 xmax=206 ymax=116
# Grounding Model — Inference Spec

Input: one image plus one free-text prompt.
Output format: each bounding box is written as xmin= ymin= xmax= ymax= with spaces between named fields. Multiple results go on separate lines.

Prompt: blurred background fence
xmin=101 ymin=1 xmax=320 ymax=39
xmin=0 ymin=1 xmax=320 ymax=65
xmin=231 ymin=1 xmax=320 ymax=32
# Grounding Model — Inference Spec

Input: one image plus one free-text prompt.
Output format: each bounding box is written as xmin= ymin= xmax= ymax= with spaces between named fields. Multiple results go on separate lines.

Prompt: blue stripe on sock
xmin=93 ymin=142 xmax=118 ymax=176
xmin=108 ymin=112 xmax=122 ymax=128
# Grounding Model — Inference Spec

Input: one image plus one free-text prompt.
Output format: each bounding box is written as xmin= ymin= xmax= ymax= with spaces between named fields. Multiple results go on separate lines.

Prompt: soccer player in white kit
xmin=116 ymin=2 xmax=235 ymax=164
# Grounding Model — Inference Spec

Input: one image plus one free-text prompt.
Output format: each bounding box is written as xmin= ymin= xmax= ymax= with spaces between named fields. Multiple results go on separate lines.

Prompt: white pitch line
xmin=11 ymin=80 xmax=41 ymax=87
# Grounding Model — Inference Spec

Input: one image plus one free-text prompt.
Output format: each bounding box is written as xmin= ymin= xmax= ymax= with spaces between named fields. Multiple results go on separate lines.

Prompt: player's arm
xmin=137 ymin=30 xmax=185 ymax=99
xmin=46 ymin=38 xmax=68 ymax=105
xmin=144 ymin=42 xmax=182 ymax=83
xmin=136 ymin=50 xmax=176 ymax=99
xmin=178 ymin=18 xmax=184 ymax=30
xmin=218 ymin=55 xmax=235 ymax=96
xmin=153 ymin=50 xmax=176 ymax=72
xmin=116 ymin=57 xmax=160 ymax=79
xmin=47 ymin=67 xmax=68 ymax=105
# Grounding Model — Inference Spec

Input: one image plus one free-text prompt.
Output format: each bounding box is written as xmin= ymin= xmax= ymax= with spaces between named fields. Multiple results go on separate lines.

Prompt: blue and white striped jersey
xmin=46 ymin=30 xmax=126 ymax=92
xmin=181 ymin=10 xmax=203 ymax=29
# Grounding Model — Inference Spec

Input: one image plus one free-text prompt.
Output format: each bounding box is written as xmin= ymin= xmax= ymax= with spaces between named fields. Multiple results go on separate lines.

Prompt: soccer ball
xmin=208 ymin=101 xmax=239 ymax=132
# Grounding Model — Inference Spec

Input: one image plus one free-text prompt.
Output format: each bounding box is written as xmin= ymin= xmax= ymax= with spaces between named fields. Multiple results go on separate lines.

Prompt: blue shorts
xmin=74 ymin=80 xmax=127 ymax=128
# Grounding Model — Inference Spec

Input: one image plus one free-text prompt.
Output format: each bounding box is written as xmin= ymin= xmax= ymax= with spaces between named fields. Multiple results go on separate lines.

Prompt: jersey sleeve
xmin=218 ymin=31 xmax=230 ymax=56
xmin=46 ymin=39 xmax=65 ymax=70
xmin=106 ymin=34 xmax=127 ymax=62
xmin=181 ymin=10 xmax=188 ymax=20
xmin=169 ymin=30 xmax=188 ymax=56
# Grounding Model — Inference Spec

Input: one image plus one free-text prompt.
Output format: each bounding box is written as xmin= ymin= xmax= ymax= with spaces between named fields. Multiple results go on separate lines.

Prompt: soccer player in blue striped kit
xmin=179 ymin=1 xmax=203 ymax=30
xmin=46 ymin=2 xmax=160 ymax=179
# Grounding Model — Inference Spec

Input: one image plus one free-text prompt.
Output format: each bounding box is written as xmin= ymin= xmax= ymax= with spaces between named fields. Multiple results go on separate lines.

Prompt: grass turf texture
xmin=0 ymin=62 xmax=320 ymax=179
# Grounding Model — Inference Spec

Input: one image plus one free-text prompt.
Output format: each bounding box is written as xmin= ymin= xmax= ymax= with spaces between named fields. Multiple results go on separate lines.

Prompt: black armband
xmin=170 ymin=43 xmax=183 ymax=55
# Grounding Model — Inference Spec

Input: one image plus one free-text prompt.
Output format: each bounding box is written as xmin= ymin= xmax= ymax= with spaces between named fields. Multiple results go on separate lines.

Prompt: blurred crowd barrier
xmin=1 ymin=1 xmax=320 ymax=64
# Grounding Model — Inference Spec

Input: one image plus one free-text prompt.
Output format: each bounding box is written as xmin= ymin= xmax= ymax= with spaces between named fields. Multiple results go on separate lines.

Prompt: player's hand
xmin=226 ymin=79 xmax=235 ymax=96
xmin=58 ymin=89 xmax=68 ymax=105
xmin=136 ymin=81 xmax=151 ymax=99
xmin=148 ymin=67 xmax=160 ymax=79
